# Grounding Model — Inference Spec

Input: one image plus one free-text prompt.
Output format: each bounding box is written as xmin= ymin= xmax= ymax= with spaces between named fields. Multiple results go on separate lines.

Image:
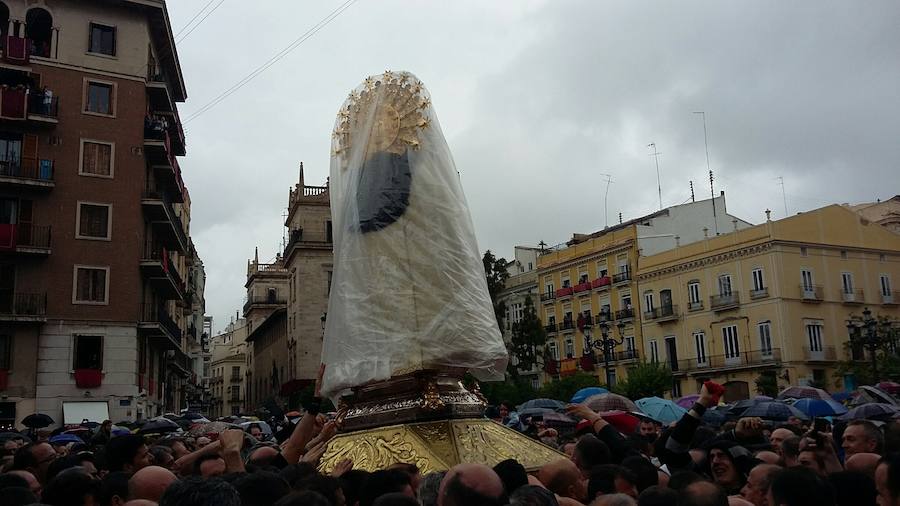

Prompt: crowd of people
xmin=1 ymin=381 xmax=899 ymax=506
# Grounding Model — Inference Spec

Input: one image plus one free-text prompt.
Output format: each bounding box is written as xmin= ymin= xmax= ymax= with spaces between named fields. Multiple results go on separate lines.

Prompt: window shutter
xmin=21 ymin=134 xmax=37 ymax=176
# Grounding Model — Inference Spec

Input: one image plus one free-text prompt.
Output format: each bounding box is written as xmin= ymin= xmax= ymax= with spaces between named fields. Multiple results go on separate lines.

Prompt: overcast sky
xmin=167 ymin=0 xmax=900 ymax=334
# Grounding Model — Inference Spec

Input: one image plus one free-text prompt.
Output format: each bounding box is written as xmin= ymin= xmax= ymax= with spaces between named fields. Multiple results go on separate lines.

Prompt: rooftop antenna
xmin=689 ymin=180 xmax=695 ymax=202
xmin=694 ymin=111 xmax=718 ymax=235
xmin=709 ymin=169 xmax=719 ymax=235
xmin=648 ymin=143 xmax=662 ymax=210
xmin=600 ymin=173 xmax=614 ymax=228
xmin=777 ymin=176 xmax=788 ymax=217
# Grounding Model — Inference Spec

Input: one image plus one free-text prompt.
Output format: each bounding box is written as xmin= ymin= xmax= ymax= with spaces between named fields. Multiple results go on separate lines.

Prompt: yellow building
xmin=637 ymin=205 xmax=900 ymax=401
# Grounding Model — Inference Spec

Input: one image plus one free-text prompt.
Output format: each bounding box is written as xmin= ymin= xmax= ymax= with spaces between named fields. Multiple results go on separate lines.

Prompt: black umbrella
xmin=22 ymin=413 xmax=54 ymax=428
xmin=138 ymin=417 xmax=180 ymax=434
xmin=182 ymin=412 xmax=206 ymax=421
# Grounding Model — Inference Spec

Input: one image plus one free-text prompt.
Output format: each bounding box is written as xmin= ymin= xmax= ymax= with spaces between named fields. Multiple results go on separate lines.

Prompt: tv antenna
xmin=648 ymin=143 xmax=662 ymax=210
xmin=600 ymin=174 xmax=615 ymax=228
xmin=777 ymin=176 xmax=788 ymax=217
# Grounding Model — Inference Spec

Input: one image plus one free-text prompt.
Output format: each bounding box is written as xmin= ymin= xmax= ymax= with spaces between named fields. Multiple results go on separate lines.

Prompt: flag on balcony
xmin=4 ymin=36 xmax=28 ymax=65
xmin=0 ymin=87 xmax=27 ymax=119
xmin=0 ymin=224 xmax=16 ymax=250
xmin=74 ymin=369 xmax=102 ymax=388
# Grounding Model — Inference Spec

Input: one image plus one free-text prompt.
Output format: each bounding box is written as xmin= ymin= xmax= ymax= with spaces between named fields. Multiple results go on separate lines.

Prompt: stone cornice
xmin=638 ymin=242 xmax=773 ymax=281
xmin=537 ymin=241 xmax=634 ymax=276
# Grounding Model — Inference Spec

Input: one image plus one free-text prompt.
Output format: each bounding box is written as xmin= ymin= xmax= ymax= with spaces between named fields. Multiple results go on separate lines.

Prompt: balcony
xmin=710 ymin=292 xmax=740 ymax=312
xmin=559 ymin=319 xmax=575 ymax=332
xmin=243 ymin=294 xmax=287 ymax=314
xmin=0 ymin=159 xmax=55 ymax=189
xmin=0 ymin=87 xmax=59 ymax=126
xmin=139 ymin=302 xmax=183 ymax=350
xmin=142 ymin=190 xmax=188 ymax=253
xmin=687 ymin=301 xmax=704 ymax=312
xmin=283 ymin=227 xmax=332 ymax=258
xmin=750 ymin=287 xmax=769 ymax=300
xmin=612 ymin=268 xmax=632 ymax=285
xmin=544 ymin=323 xmax=558 ymax=334
xmin=803 ymin=346 xmax=837 ymax=362
xmin=540 ymin=292 xmax=556 ymax=304
xmin=578 ymin=314 xmax=594 ymax=328
xmin=556 ymin=286 xmax=574 ymax=300
xmin=674 ymin=348 xmax=782 ymax=374
xmin=0 ymin=292 xmax=47 ymax=322
xmin=143 ymin=131 xmax=185 ymax=202
xmin=884 ymin=291 xmax=899 ymax=306
xmin=596 ymin=348 xmax=641 ymax=364
xmin=140 ymin=244 xmax=186 ymax=301
xmin=595 ymin=310 xmax=613 ymax=324
xmin=800 ymin=285 xmax=824 ymax=302
xmin=146 ymin=63 xmax=175 ymax=113
xmin=74 ymin=369 xmax=102 ymax=389
xmin=592 ymin=276 xmax=612 ymax=291
xmin=0 ymin=224 xmax=51 ymax=254
xmin=615 ymin=307 xmax=634 ymax=321
xmin=3 ymin=36 xmax=30 ymax=65
xmin=841 ymin=289 xmax=864 ymax=305
xmin=573 ymin=281 xmax=592 ymax=294
xmin=644 ymin=305 xmax=680 ymax=323
xmin=146 ymin=115 xmax=185 ymax=157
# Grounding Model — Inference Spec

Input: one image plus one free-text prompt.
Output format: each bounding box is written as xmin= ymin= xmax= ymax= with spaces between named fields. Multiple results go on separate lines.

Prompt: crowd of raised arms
xmin=2 ymin=381 xmax=900 ymax=506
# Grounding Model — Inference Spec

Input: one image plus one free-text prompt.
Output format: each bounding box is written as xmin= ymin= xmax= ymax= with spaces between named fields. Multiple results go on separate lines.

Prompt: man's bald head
xmin=538 ymin=458 xmax=585 ymax=501
xmin=124 ymin=501 xmax=158 ymax=506
xmin=683 ymin=481 xmax=728 ymax=506
xmin=248 ymin=445 xmax=279 ymax=466
xmin=438 ymin=463 xmax=504 ymax=506
xmin=846 ymin=452 xmax=881 ymax=477
xmin=754 ymin=451 xmax=780 ymax=465
xmin=128 ymin=465 xmax=177 ymax=502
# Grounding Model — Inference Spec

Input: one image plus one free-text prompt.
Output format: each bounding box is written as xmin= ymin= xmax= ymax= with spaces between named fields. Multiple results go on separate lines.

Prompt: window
xmin=608 ymin=369 xmax=617 ymax=387
xmin=80 ymin=140 xmax=113 ymax=176
xmin=806 ymin=324 xmax=823 ymax=352
xmin=73 ymin=266 xmax=108 ymax=304
xmin=801 ymin=269 xmax=814 ymax=291
xmin=89 ymin=23 xmax=116 ymax=56
xmin=76 ymin=203 xmax=111 ymax=240
xmin=841 ymin=272 xmax=854 ymax=294
xmin=621 ymin=293 xmax=632 ymax=309
xmin=718 ymin=274 xmax=732 ymax=296
xmin=0 ymin=134 xmax=22 ymax=174
xmin=85 ymin=81 xmax=114 ymax=115
xmin=548 ymin=341 xmax=558 ymax=360
xmin=561 ymin=275 xmax=571 ymax=288
xmin=564 ymin=337 xmax=574 ymax=358
xmin=688 ymin=281 xmax=701 ymax=306
xmin=527 ymin=262 xmax=533 ymax=271
xmin=597 ymin=260 xmax=608 ymax=278
xmin=722 ymin=325 xmax=740 ymax=359
xmin=644 ymin=292 xmax=654 ymax=312
xmin=73 ymin=335 xmax=103 ymax=370
xmin=326 ymin=220 xmax=333 ymax=243
xmin=840 ymin=250 xmax=848 ymax=259
xmin=800 ymin=246 xmax=808 ymax=257
xmin=752 ymin=268 xmax=765 ymax=291
xmin=545 ymin=311 xmax=555 ymax=325
xmin=544 ymin=278 xmax=554 ymax=296
xmin=326 ymin=271 xmax=332 ymax=295
xmin=758 ymin=322 xmax=773 ymax=356
xmin=694 ymin=332 xmax=707 ymax=365
xmin=649 ymin=340 xmax=659 ymax=363
xmin=0 ymin=334 xmax=9 ymax=369
xmin=624 ymin=336 xmax=635 ymax=357
xmin=672 ymin=380 xmax=682 ymax=398
xmin=882 ymin=275 xmax=893 ymax=296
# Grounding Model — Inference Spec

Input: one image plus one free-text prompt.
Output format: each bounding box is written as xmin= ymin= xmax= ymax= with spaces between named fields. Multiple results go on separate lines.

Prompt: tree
xmin=509 ymin=296 xmax=548 ymax=376
xmin=834 ymin=313 xmax=900 ymax=387
xmin=539 ymin=372 xmax=602 ymax=403
xmin=482 ymin=250 xmax=510 ymax=331
xmin=755 ymin=371 xmax=778 ymax=397
xmin=612 ymin=362 xmax=671 ymax=400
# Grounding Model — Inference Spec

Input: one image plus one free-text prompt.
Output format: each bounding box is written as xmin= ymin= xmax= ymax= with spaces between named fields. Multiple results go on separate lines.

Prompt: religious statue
xmin=320 ymin=71 xmax=508 ymax=400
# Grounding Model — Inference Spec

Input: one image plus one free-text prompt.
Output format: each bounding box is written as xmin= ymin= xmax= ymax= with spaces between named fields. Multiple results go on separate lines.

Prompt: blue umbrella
xmin=725 ymin=397 xmax=772 ymax=420
xmin=742 ymin=401 xmax=809 ymax=421
xmin=49 ymin=433 xmax=84 ymax=444
xmin=790 ymin=398 xmax=848 ymax=417
xmin=702 ymin=406 xmax=729 ymax=427
xmin=635 ymin=397 xmax=688 ymax=425
xmin=518 ymin=398 xmax=566 ymax=412
xmin=571 ymin=387 xmax=609 ymax=404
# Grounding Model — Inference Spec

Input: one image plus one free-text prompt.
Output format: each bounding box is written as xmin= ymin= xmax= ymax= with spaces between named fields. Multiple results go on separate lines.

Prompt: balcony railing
xmin=0 ymin=223 xmax=51 ymax=252
xmin=803 ymin=346 xmax=837 ymax=362
xmin=0 ymin=159 xmax=54 ymax=185
xmin=595 ymin=310 xmax=613 ymax=323
xmin=687 ymin=301 xmax=704 ymax=312
xmin=556 ymin=286 xmax=574 ymax=298
xmin=544 ymin=323 xmax=558 ymax=334
xmin=540 ymin=292 xmax=556 ymax=303
xmin=140 ymin=302 xmax=183 ymax=342
xmin=26 ymin=92 xmax=59 ymax=119
xmin=592 ymin=276 xmax=612 ymax=290
xmin=800 ymin=285 xmax=824 ymax=302
xmin=596 ymin=348 xmax=640 ymax=363
xmin=884 ymin=291 xmax=899 ymax=305
xmin=644 ymin=305 xmax=679 ymax=322
xmin=0 ymin=292 xmax=47 ymax=318
xmin=750 ymin=287 xmax=769 ymax=299
xmin=243 ymin=294 xmax=287 ymax=314
xmin=143 ymin=244 xmax=185 ymax=290
xmin=841 ymin=289 xmax=864 ymax=304
xmin=615 ymin=307 xmax=634 ymax=320
xmin=573 ymin=281 xmax=592 ymax=293
xmin=612 ymin=269 xmax=632 ymax=284
xmin=710 ymin=292 xmax=740 ymax=311
xmin=578 ymin=314 xmax=594 ymax=327
xmin=559 ymin=319 xmax=575 ymax=332
xmin=672 ymin=348 xmax=782 ymax=372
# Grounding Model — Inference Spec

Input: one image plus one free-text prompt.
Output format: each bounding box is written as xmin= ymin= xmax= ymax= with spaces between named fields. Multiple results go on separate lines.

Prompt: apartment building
xmin=499 ymin=246 xmax=541 ymax=388
xmin=243 ymin=164 xmax=331 ymax=412
xmin=637 ymin=205 xmax=900 ymax=400
xmin=536 ymin=195 xmax=750 ymax=387
xmin=0 ymin=0 xmax=203 ymax=426
xmin=208 ymin=317 xmax=248 ymax=418
xmin=847 ymin=195 xmax=900 ymax=234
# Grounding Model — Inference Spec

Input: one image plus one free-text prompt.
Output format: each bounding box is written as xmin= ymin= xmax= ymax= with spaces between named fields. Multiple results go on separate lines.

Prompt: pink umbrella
xmin=584 ymin=393 xmax=639 ymax=413
xmin=878 ymin=382 xmax=900 ymax=395
xmin=676 ymin=394 xmax=700 ymax=409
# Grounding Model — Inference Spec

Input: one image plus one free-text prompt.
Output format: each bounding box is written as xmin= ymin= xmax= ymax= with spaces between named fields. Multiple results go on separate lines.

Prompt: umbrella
xmin=518 ymin=398 xmax=566 ymax=412
xmin=571 ymin=387 xmax=609 ymax=404
xmin=727 ymin=397 xmax=774 ymax=419
xmin=831 ymin=392 xmax=853 ymax=403
xmin=702 ymin=406 xmax=729 ymax=427
xmin=742 ymin=401 xmax=809 ymax=421
xmin=188 ymin=421 xmax=239 ymax=437
xmin=855 ymin=386 xmax=900 ymax=407
xmin=541 ymin=412 xmax=578 ymax=427
xmin=598 ymin=410 xmax=641 ymax=434
xmin=22 ymin=413 xmax=54 ymax=428
xmin=0 ymin=431 xmax=30 ymax=443
xmin=583 ymin=393 xmax=639 ymax=413
xmin=112 ymin=427 xmax=132 ymax=436
xmin=777 ymin=386 xmax=832 ymax=401
xmin=676 ymin=394 xmax=701 ymax=409
xmin=878 ymin=382 xmax=900 ymax=395
xmin=63 ymin=427 xmax=91 ymax=434
xmin=790 ymin=398 xmax=848 ymax=417
xmin=49 ymin=433 xmax=84 ymax=444
xmin=181 ymin=412 xmax=207 ymax=421
xmin=138 ymin=417 xmax=180 ymax=434
xmin=838 ymin=403 xmax=900 ymax=421
xmin=635 ymin=397 xmax=688 ymax=425
xmin=518 ymin=407 xmax=554 ymax=420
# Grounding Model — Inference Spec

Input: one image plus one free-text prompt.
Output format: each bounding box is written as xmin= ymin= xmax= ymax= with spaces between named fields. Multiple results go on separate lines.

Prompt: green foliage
xmin=482 ymin=250 xmax=510 ymax=330
xmin=612 ymin=361 xmax=672 ymax=400
xmin=834 ymin=314 xmax=900 ymax=387
xmin=538 ymin=372 xmax=602 ymax=403
xmin=509 ymin=296 xmax=548 ymax=375
xmin=755 ymin=372 xmax=778 ymax=397
xmin=478 ymin=378 xmax=538 ymax=406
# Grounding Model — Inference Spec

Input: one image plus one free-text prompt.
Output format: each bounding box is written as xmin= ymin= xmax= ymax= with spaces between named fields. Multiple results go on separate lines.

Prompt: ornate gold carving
xmin=451 ymin=420 xmax=564 ymax=469
xmin=319 ymin=426 xmax=436 ymax=474
xmin=421 ymin=378 xmax=446 ymax=411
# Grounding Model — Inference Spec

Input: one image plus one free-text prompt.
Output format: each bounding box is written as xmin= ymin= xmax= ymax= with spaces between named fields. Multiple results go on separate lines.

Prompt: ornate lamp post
xmin=847 ymin=307 xmax=882 ymax=383
xmin=585 ymin=320 xmax=627 ymax=387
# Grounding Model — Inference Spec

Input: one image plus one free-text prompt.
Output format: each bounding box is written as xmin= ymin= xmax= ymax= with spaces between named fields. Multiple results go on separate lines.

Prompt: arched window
xmin=25 ymin=8 xmax=52 ymax=58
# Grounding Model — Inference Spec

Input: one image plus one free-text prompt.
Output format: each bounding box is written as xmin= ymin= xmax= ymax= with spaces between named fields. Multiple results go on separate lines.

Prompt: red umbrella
xmin=598 ymin=410 xmax=640 ymax=434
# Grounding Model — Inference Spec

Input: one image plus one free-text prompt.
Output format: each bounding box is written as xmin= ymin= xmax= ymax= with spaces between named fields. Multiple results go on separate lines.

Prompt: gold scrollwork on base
xmin=319 ymin=427 xmax=436 ymax=474
xmin=451 ymin=421 xmax=564 ymax=469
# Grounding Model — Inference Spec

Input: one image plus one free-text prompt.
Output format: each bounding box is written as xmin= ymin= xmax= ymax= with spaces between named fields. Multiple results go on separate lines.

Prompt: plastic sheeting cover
xmin=320 ymin=71 xmax=508 ymax=399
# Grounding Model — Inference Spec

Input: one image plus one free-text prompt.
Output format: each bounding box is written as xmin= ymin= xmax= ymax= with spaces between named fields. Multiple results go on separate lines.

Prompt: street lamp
xmin=847 ymin=307 xmax=881 ymax=383
xmin=584 ymin=320 xmax=627 ymax=388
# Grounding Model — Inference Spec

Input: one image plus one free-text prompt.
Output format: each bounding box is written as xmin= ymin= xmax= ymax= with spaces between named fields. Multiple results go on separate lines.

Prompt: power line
xmin=176 ymin=0 xmax=227 ymax=43
xmin=174 ymin=0 xmax=218 ymax=38
xmin=184 ymin=0 xmax=360 ymax=124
